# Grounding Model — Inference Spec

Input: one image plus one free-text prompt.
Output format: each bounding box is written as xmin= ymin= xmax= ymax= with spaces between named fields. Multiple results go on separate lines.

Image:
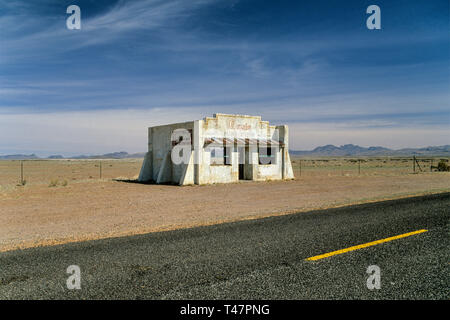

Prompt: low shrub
xmin=437 ymin=160 xmax=450 ymax=172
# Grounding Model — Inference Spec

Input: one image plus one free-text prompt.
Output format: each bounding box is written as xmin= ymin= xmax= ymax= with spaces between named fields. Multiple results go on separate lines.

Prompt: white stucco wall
xmin=138 ymin=114 xmax=294 ymax=185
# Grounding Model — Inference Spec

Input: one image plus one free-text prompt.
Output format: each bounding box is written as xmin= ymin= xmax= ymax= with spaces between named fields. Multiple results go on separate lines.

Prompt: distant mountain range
xmin=0 ymin=151 xmax=146 ymax=160
xmin=69 ymin=151 xmax=147 ymax=159
xmin=1 ymin=145 xmax=449 ymax=160
xmin=290 ymin=144 xmax=450 ymax=157
xmin=0 ymin=153 xmax=41 ymax=160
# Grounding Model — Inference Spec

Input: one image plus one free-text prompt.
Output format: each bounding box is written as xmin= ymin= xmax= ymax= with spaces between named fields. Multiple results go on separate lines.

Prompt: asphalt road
xmin=0 ymin=193 xmax=448 ymax=299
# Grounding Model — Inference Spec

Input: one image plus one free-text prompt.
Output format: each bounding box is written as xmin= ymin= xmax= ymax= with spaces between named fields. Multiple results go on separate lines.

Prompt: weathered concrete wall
xmin=179 ymin=151 xmax=194 ymax=185
xmin=200 ymin=146 xmax=239 ymax=184
xmin=156 ymin=151 xmax=172 ymax=183
xmin=284 ymin=151 xmax=295 ymax=179
xmin=138 ymin=151 xmax=152 ymax=181
xmin=203 ymin=114 xmax=274 ymax=141
xmin=208 ymin=165 xmax=235 ymax=184
xmin=276 ymin=125 xmax=294 ymax=180
xmin=138 ymin=121 xmax=194 ymax=183
xmin=255 ymin=149 xmax=282 ymax=181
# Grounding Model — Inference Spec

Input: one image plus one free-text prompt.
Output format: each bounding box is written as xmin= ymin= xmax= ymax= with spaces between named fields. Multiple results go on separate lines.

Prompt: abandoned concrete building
xmin=138 ymin=113 xmax=294 ymax=185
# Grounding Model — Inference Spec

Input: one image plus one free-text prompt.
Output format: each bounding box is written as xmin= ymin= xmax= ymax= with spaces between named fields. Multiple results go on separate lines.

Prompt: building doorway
xmin=239 ymin=164 xmax=244 ymax=180
xmin=238 ymin=146 xmax=245 ymax=180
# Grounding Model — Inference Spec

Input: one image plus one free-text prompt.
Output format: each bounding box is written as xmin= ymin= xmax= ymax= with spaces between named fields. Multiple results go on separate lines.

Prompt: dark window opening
xmin=258 ymin=146 xmax=276 ymax=165
xmin=211 ymin=146 xmax=232 ymax=165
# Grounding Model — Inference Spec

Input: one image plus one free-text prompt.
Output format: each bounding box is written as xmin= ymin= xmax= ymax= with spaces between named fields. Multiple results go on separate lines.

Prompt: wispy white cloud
xmin=84 ymin=0 xmax=203 ymax=32
xmin=0 ymin=0 xmax=217 ymax=62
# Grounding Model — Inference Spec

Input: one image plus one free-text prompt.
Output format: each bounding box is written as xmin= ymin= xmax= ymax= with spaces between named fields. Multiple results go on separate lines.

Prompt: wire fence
xmin=290 ymin=157 xmax=450 ymax=178
xmin=0 ymin=157 xmax=448 ymax=187
xmin=0 ymin=159 xmax=143 ymax=187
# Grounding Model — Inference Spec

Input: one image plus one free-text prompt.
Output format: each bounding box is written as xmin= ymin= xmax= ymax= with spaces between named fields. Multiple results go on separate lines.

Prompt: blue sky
xmin=0 ymin=0 xmax=449 ymax=156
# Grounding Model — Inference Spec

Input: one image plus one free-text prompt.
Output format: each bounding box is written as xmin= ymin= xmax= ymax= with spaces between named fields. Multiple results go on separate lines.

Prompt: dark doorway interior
xmin=239 ymin=164 xmax=244 ymax=180
xmin=238 ymin=146 xmax=245 ymax=180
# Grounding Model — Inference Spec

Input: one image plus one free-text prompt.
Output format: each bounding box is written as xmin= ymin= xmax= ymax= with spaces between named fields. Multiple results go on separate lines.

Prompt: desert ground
xmin=0 ymin=157 xmax=448 ymax=252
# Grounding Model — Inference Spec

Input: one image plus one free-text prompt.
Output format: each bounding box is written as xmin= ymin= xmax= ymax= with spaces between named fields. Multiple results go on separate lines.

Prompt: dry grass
xmin=0 ymin=157 xmax=446 ymax=188
xmin=0 ymin=159 xmax=142 ymax=187
xmin=290 ymin=157 xmax=447 ymax=177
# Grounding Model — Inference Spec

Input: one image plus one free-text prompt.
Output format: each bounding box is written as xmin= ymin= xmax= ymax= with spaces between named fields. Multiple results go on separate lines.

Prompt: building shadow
xmin=113 ymin=178 xmax=178 ymax=186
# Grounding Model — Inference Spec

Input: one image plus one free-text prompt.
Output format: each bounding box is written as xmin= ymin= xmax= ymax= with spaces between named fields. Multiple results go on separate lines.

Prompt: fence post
xmin=299 ymin=160 xmax=301 ymax=177
xmin=20 ymin=160 xmax=24 ymax=184
xmin=358 ymin=159 xmax=361 ymax=175
xmin=99 ymin=161 xmax=102 ymax=179
xmin=413 ymin=156 xmax=415 ymax=173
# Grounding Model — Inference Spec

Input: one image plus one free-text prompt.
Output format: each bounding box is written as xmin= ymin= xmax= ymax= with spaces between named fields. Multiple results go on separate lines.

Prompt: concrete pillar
xmin=276 ymin=125 xmax=294 ymax=180
xmin=193 ymin=120 xmax=203 ymax=184
xmin=246 ymin=144 xmax=258 ymax=180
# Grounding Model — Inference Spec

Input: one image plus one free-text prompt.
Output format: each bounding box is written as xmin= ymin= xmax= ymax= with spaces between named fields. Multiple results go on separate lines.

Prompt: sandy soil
xmin=0 ymin=172 xmax=448 ymax=252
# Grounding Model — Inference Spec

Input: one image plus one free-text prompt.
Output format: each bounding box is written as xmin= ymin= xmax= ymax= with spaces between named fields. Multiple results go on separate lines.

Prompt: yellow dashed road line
xmin=306 ymin=229 xmax=428 ymax=261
